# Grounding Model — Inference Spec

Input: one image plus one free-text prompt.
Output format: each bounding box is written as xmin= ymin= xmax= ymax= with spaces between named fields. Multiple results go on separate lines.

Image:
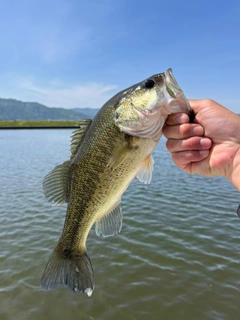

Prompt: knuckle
xmin=179 ymin=123 xmax=191 ymax=137
xmin=182 ymin=136 xmax=201 ymax=149
xmin=203 ymin=98 xmax=215 ymax=106
xmin=165 ymin=114 xmax=176 ymax=125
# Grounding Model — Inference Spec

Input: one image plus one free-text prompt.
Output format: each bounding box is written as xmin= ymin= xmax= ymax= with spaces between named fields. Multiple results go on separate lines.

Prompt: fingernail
xmin=200 ymin=138 xmax=212 ymax=148
xmin=193 ymin=126 xmax=203 ymax=135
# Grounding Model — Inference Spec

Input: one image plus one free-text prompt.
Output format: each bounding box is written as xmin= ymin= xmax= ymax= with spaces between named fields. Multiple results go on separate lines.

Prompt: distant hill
xmin=73 ymin=108 xmax=99 ymax=119
xmin=0 ymin=98 xmax=99 ymax=121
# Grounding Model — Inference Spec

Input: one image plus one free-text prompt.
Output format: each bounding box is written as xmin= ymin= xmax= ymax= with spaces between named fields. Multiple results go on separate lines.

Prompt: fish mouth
xmin=163 ymin=68 xmax=183 ymax=99
xmin=162 ymin=68 xmax=192 ymax=114
xmin=115 ymin=68 xmax=192 ymax=139
xmin=135 ymin=68 xmax=190 ymax=119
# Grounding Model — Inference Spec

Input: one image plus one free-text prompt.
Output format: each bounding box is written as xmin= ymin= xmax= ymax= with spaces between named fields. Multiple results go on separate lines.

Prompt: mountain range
xmin=0 ymin=98 xmax=99 ymax=121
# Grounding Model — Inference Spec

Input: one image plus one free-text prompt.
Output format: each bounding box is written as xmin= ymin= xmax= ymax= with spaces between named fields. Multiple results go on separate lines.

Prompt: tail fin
xmin=40 ymin=248 xmax=94 ymax=296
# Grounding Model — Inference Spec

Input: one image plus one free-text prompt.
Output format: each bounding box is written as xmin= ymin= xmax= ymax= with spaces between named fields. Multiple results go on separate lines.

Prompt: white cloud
xmin=1 ymin=76 xmax=118 ymax=109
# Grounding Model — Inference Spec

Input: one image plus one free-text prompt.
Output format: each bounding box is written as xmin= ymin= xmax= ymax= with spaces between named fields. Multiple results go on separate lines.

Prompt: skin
xmin=162 ymin=99 xmax=240 ymax=191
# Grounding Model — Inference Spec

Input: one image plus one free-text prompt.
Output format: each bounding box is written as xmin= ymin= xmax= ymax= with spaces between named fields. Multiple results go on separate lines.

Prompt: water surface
xmin=1 ymin=129 xmax=240 ymax=320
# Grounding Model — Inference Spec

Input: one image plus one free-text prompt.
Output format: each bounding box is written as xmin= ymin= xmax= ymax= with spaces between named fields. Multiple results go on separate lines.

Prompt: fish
xmin=40 ymin=68 xmax=193 ymax=297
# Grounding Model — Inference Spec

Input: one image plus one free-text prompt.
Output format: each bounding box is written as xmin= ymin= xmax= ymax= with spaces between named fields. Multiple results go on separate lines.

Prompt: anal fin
xmin=95 ymin=200 xmax=122 ymax=237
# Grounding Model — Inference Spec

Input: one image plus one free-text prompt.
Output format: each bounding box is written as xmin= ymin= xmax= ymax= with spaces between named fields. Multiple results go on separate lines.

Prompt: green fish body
xmin=41 ymin=69 xmax=192 ymax=296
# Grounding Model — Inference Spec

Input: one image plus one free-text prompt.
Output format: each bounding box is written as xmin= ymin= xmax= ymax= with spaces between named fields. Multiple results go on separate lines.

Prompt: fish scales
xmin=61 ymin=105 xmax=156 ymax=246
xmin=41 ymin=68 xmax=193 ymax=296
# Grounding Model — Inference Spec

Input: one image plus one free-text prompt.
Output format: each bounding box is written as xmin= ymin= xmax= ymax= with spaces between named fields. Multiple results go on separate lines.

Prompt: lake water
xmin=1 ymin=129 xmax=240 ymax=320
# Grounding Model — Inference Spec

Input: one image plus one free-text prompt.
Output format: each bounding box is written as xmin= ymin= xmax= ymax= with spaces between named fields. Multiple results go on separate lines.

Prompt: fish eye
xmin=145 ymin=79 xmax=155 ymax=89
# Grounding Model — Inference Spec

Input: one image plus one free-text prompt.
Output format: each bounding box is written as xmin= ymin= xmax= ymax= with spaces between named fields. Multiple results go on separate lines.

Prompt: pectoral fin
xmin=95 ymin=200 xmax=122 ymax=237
xmin=107 ymin=144 xmax=130 ymax=169
xmin=136 ymin=155 xmax=154 ymax=184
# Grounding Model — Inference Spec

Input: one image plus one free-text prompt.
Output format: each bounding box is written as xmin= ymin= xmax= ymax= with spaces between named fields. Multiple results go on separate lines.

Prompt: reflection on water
xmin=0 ymin=129 xmax=240 ymax=320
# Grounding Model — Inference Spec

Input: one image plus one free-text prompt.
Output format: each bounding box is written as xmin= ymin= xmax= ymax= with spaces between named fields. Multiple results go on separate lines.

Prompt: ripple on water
xmin=0 ymin=131 xmax=240 ymax=320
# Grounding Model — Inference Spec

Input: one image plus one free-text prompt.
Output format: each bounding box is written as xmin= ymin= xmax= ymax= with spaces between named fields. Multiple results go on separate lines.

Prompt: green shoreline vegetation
xmin=0 ymin=120 xmax=79 ymax=127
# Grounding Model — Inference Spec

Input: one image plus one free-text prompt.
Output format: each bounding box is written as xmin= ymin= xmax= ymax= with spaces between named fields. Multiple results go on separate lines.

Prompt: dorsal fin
xmin=43 ymin=160 xmax=70 ymax=206
xmin=70 ymin=120 xmax=92 ymax=159
xmin=43 ymin=120 xmax=91 ymax=206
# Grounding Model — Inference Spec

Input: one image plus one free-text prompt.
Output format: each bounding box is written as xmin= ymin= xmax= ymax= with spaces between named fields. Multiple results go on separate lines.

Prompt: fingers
xmin=171 ymin=149 xmax=210 ymax=174
xmin=172 ymin=150 xmax=210 ymax=165
xmin=165 ymin=113 xmax=189 ymax=125
xmin=163 ymin=109 xmax=212 ymax=173
xmin=163 ymin=112 xmax=205 ymax=140
xmin=163 ymin=122 xmax=204 ymax=140
xmin=166 ymin=136 xmax=212 ymax=153
xmin=166 ymin=137 xmax=212 ymax=173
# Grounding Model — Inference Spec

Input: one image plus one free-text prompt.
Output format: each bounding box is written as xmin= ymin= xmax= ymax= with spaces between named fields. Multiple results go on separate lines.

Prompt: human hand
xmin=163 ymin=99 xmax=240 ymax=190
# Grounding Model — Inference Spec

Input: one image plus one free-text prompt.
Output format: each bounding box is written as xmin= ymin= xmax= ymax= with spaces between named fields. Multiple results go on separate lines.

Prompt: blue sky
xmin=0 ymin=0 xmax=239 ymax=112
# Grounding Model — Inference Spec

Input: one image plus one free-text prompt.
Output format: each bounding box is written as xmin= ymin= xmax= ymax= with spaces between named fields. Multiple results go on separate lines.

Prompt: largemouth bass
xmin=41 ymin=68 xmax=193 ymax=296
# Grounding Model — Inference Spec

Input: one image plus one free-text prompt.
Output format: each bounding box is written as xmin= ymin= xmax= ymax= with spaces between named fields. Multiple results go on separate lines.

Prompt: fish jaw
xmin=114 ymin=68 xmax=192 ymax=139
xmin=164 ymin=68 xmax=192 ymax=114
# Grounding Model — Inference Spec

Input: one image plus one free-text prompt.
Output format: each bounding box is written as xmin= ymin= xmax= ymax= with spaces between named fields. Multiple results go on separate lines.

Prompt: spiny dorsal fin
xmin=136 ymin=154 xmax=154 ymax=184
xmin=70 ymin=120 xmax=92 ymax=159
xmin=43 ymin=120 xmax=91 ymax=206
xmin=95 ymin=200 xmax=122 ymax=237
xmin=43 ymin=160 xmax=70 ymax=206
